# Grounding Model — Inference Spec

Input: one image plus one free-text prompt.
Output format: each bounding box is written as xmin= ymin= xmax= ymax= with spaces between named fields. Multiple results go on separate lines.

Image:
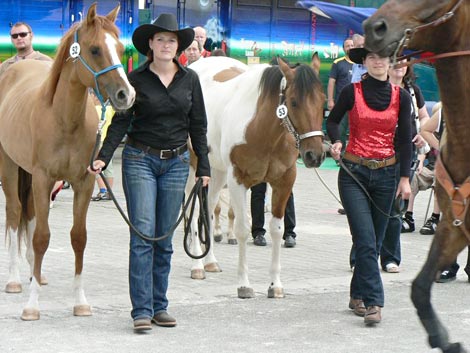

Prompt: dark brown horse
xmin=0 ymin=3 xmax=135 ymax=320
xmin=188 ymin=56 xmax=325 ymax=297
xmin=364 ymin=1 xmax=470 ymax=352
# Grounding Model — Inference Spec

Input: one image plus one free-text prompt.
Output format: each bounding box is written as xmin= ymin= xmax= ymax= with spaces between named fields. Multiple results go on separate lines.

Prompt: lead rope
xmin=88 ymin=107 xmax=210 ymax=259
xmin=321 ymin=141 xmax=403 ymax=219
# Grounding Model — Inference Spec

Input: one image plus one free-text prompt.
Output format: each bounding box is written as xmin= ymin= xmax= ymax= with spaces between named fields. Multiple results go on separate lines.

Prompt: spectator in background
xmin=184 ymin=39 xmax=202 ymax=66
xmin=350 ymin=34 xmax=367 ymax=83
xmin=0 ymin=22 xmax=51 ymax=76
xmin=179 ymin=25 xmax=211 ymax=66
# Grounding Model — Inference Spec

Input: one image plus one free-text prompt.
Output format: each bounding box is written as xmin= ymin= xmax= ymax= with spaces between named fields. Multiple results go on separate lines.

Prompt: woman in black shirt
xmin=89 ymin=14 xmax=210 ymax=332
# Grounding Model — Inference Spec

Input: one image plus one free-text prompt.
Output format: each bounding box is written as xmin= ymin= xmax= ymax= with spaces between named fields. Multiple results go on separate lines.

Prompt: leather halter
xmin=392 ymin=0 xmax=470 ymax=67
xmin=434 ymin=155 xmax=470 ymax=239
xmin=277 ymin=76 xmax=324 ymax=149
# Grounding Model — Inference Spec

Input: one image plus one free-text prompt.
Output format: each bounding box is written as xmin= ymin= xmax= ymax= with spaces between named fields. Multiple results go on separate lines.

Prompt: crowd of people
xmin=1 ymin=15 xmax=461 ymax=333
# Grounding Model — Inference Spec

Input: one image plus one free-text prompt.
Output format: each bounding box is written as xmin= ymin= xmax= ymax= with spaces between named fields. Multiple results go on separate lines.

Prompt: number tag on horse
xmin=69 ymin=42 xmax=81 ymax=58
xmin=276 ymin=104 xmax=288 ymax=119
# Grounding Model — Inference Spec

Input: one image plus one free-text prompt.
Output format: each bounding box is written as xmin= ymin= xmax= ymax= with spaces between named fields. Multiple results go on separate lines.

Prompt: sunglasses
xmin=11 ymin=32 xmax=30 ymax=39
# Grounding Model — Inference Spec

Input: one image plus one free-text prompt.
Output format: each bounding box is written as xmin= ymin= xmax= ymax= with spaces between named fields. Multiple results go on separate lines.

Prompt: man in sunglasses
xmin=0 ymin=22 xmax=51 ymax=76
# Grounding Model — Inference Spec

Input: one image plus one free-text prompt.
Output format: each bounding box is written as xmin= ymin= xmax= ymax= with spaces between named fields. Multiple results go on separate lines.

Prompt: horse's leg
xmin=266 ymin=173 xmax=294 ymax=299
xmin=203 ymin=169 xmax=227 ymax=272
xmin=2 ymin=154 xmax=23 ymax=293
xmin=464 ymin=246 xmax=470 ymax=283
xmin=227 ymin=173 xmax=252 ymax=298
xmin=227 ymin=203 xmax=235 ymax=244
xmin=69 ymin=177 xmax=95 ymax=317
xmin=411 ymin=218 xmax=468 ymax=353
xmin=213 ymin=199 xmax=223 ymax=243
xmin=23 ymin=181 xmax=47 ymax=286
xmin=21 ymin=171 xmax=55 ymax=320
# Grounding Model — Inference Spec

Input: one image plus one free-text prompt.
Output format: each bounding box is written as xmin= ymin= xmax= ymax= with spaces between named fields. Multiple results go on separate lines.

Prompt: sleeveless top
xmin=346 ymin=82 xmax=400 ymax=159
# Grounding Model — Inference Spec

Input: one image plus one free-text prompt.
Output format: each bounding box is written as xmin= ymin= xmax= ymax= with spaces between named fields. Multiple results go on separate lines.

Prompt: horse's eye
xmin=90 ymin=47 xmax=100 ymax=56
xmin=291 ymin=100 xmax=297 ymax=107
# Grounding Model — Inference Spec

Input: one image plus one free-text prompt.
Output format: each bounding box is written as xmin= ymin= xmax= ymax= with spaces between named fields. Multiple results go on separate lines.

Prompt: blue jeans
xmin=121 ymin=144 xmax=190 ymax=320
xmin=380 ymin=163 xmax=401 ymax=268
xmin=339 ymin=161 xmax=396 ymax=307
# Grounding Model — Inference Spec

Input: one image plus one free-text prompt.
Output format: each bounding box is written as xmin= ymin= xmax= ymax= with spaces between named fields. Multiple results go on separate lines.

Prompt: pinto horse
xmin=364 ymin=1 xmax=470 ymax=352
xmin=0 ymin=3 xmax=135 ymax=320
xmin=188 ymin=56 xmax=325 ymax=297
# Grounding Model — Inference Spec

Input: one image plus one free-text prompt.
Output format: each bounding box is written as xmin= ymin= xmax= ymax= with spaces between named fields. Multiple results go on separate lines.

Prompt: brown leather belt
xmin=126 ymin=137 xmax=187 ymax=160
xmin=343 ymin=151 xmax=396 ymax=170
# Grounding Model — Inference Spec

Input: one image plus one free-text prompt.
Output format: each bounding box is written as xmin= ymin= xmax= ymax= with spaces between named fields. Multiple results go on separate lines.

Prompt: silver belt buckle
xmin=366 ymin=159 xmax=380 ymax=169
xmin=160 ymin=149 xmax=171 ymax=159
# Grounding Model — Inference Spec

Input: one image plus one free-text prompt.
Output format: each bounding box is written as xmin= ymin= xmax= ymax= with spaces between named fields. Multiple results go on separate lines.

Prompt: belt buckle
xmin=366 ymin=159 xmax=380 ymax=169
xmin=160 ymin=149 xmax=170 ymax=159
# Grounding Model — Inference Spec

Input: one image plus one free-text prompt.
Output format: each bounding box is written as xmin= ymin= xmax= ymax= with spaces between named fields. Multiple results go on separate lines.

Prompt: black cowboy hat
xmin=132 ymin=13 xmax=195 ymax=55
xmin=349 ymin=47 xmax=370 ymax=64
xmin=349 ymin=47 xmax=390 ymax=64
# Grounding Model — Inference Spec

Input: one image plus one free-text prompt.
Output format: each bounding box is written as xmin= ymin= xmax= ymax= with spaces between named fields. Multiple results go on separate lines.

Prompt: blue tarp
xmin=296 ymin=1 xmax=376 ymax=34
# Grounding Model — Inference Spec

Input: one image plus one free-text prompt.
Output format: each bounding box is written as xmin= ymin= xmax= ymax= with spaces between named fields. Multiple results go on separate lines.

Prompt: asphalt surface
xmin=1 ymin=147 xmax=469 ymax=353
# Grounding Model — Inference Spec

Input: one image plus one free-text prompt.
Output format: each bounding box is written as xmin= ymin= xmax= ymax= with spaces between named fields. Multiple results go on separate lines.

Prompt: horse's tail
xmin=16 ymin=167 xmax=33 ymax=253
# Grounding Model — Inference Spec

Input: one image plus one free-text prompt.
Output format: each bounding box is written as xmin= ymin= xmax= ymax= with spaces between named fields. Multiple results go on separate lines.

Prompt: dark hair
xmin=403 ymin=63 xmax=417 ymax=85
xmin=211 ymin=49 xmax=226 ymax=57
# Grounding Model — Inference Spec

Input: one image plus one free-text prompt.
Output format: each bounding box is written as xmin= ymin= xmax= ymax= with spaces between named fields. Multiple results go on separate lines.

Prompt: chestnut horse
xmin=0 ymin=3 xmax=135 ymax=320
xmin=364 ymin=1 xmax=470 ymax=352
xmin=188 ymin=56 xmax=325 ymax=297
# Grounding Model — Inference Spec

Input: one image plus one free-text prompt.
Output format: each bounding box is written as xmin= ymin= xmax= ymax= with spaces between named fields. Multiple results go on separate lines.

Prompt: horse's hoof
xmin=204 ymin=262 xmax=222 ymax=273
xmin=191 ymin=269 xmax=206 ymax=280
xmin=443 ymin=342 xmax=466 ymax=353
xmin=21 ymin=308 xmax=40 ymax=321
xmin=238 ymin=286 xmax=255 ymax=299
xmin=227 ymin=238 xmax=238 ymax=245
xmin=73 ymin=304 xmax=92 ymax=316
xmin=267 ymin=286 xmax=284 ymax=298
xmin=5 ymin=282 xmax=22 ymax=293
xmin=214 ymin=234 xmax=223 ymax=242
xmin=29 ymin=275 xmax=48 ymax=285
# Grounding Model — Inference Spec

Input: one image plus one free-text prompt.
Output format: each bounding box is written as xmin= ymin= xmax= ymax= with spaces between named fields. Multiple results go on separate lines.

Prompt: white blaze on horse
xmin=0 ymin=3 xmax=135 ymax=320
xmin=187 ymin=56 xmax=325 ymax=297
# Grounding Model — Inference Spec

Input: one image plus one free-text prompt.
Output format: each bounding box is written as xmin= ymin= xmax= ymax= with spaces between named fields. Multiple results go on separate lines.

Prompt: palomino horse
xmin=188 ymin=56 xmax=325 ymax=297
xmin=0 ymin=3 xmax=135 ymax=320
xmin=364 ymin=1 xmax=470 ymax=352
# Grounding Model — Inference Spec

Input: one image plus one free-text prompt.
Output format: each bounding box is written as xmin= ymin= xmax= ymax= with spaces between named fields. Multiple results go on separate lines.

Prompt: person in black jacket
xmin=89 ymin=13 xmax=210 ymax=332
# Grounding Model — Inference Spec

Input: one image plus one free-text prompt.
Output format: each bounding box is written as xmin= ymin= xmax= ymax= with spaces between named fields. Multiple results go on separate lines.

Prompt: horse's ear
xmin=86 ymin=2 xmax=98 ymax=25
xmin=311 ymin=52 xmax=321 ymax=75
xmin=106 ymin=3 xmax=121 ymax=23
xmin=277 ymin=57 xmax=294 ymax=82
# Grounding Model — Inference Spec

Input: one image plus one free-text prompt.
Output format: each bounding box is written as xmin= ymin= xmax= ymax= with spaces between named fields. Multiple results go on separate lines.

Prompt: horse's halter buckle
xmin=276 ymin=76 xmax=323 ymax=149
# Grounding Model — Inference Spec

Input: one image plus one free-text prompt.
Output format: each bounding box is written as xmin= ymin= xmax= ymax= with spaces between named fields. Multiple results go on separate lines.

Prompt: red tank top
xmin=346 ymin=82 xmax=400 ymax=159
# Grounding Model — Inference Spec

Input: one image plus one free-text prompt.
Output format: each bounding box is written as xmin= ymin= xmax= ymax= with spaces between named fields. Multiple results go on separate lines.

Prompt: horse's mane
xmin=259 ymin=64 xmax=321 ymax=102
xmin=44 ymin=15 xmax=120 ymax=104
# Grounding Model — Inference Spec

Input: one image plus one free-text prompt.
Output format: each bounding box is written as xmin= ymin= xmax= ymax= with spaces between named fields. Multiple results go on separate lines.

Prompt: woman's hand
xmin=412 ymin=133 xmax=427 ymax=148
xmin=329 ymin=142 xmax=343 ymax=160
xmin=396 ymin=177 xmax=411 ymax=200
xmin=87 ymin=160 xmax=106 ymax=175
xmin=197 ymin=176 xmax=210 ymax=187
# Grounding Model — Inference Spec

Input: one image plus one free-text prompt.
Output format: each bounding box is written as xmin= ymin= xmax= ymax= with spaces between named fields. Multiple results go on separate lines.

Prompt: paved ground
xmin=0 ymin=147 xmax=469 ymax=353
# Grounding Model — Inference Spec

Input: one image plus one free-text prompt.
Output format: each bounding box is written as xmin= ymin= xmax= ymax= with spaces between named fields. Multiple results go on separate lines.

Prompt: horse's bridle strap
xmin=435 ymin=156 xmax=470 ymax=230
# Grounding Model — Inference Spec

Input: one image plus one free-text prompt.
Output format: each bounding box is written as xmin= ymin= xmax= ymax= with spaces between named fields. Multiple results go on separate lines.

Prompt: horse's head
xmin=363 ymin=0 xmax=466 ymax=56
xmin=277 ymin=55 xmax=325 ymax=168
xmin=67 ymin=3 xmax=135 ymax=110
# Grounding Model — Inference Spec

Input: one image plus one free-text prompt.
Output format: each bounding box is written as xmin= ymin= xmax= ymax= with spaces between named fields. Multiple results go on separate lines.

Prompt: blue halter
xmin=72 ymin=30 xmax=123 ymax=125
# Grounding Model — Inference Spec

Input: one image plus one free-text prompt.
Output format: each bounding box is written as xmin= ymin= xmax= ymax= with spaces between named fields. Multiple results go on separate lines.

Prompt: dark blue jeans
xmin=339 ymin=161 xmax=396 ymax=307
xmin=122 ymin=144 xmax=190 ymax=320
